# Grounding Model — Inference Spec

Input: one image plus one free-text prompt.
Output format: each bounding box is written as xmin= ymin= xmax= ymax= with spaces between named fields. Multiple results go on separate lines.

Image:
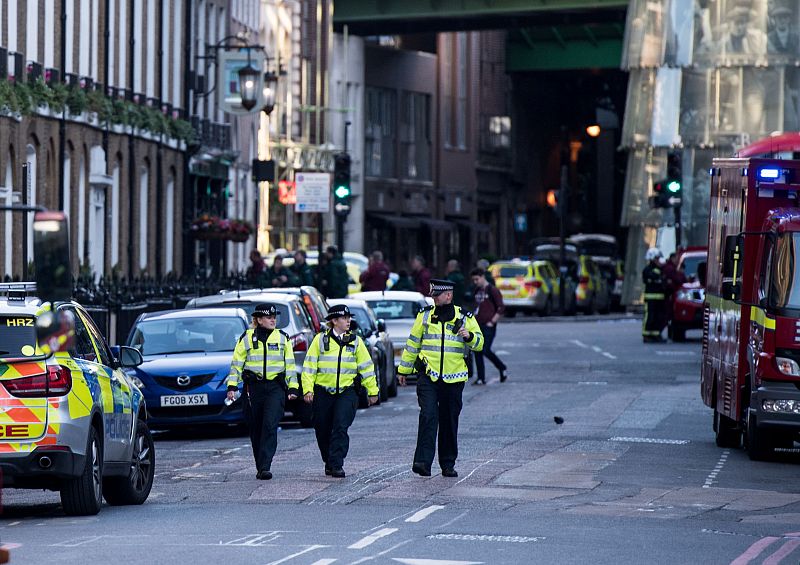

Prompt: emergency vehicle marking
xmin=4 ymin=317 xmax=33 ymax=327
xmin=749 ymin=306 xmax=776 ymax=331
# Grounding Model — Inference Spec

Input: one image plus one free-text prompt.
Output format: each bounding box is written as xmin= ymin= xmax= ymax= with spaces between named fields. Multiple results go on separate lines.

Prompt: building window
xmin=455 ymin=32 xmax=468 ymax=149
xmin=365 ymin=87 xmax=396 ymax=178
xmin=482 ymin=115 xmax=511 ymax=152
xmin=401 ymin=92 xmax=431 ymax=180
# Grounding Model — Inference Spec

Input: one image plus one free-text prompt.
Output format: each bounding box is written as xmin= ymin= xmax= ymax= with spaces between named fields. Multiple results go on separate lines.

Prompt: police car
xmin=0 ymin=283 xmax=154 ymax=516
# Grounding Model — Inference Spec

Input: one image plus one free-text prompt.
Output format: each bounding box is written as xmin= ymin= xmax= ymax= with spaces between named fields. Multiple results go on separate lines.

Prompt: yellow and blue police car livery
xmin=0 ymin=286 xmax=153 ymax=516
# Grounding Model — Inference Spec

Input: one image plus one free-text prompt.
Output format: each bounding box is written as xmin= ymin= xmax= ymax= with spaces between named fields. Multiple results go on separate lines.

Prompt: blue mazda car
xmin=124 ymin=308 xmax=250 ymax=429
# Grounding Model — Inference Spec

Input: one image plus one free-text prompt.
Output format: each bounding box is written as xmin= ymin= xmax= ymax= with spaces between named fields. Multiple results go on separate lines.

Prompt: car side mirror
xmin=112 ymin=345 xmax=144 ymax=368
xmin=377 ymin=319 xmax=386 ymax=333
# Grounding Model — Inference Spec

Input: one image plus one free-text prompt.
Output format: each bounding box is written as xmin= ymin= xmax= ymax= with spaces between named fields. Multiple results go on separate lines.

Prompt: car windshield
xmin=347 ymin=307 xmax=375 ymax=333
xmin=193 ymin=302 xmax=291 ymax=329
xmin=573 ymin=241 xmax=617 ymax=258
xmin=496 ymin=265 xmax=528 ymax=277
xmin=365 ymin=300 xmax=419 ymax=319
xmin=681 ymin=255 xmax=706 ymax=280
xmin=128 ymin=317 xmax=246 ymax=355
xmin=770 ymin=234 xmax=800 ymax=309
xmin=0 ymin=315 xmax=37 ymax=357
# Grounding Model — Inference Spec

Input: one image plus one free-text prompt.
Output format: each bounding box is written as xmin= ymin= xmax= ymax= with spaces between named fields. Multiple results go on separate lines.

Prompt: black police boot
xmin=412 ymin=462 xmax=432 ymax=477
xmin=257 ymin=470 xmax=273 ymax=480
xmin=325 ymin=464 xmax=332 ymax=476
xmin=442 ymin=468 xmax=458 ymax=478
xmin=330 ymin=467 xmax=346 ymax=478
xmin=499 ymin=369 xmax=508 ymax=383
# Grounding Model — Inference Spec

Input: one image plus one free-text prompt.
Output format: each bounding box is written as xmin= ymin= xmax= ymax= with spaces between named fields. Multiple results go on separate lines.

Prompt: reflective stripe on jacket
xmin=227 ymin=328 xmax=298 ymax=390
xmin=398 ymin=305 xmax=483 ymax=383
xmin=301 ymin=331 xmax=379 ymax=396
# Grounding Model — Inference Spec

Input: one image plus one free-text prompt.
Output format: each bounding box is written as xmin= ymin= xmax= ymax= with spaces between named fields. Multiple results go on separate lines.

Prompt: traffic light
xmin=333 ymin=153 xmax=351 ymax=216
xmin=546 ymin=189 xmax=558 ymax=210
xmin=666 ymin=150 xmax=682 ymax=204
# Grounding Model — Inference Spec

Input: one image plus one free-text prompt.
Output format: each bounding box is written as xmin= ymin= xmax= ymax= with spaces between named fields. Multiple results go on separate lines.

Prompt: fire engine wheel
xmin=745 ymin=409 xmax=774 ymax=461
xmin=714 ymin=411 xmax=741 ymax=448
xmin=60 ymin=425 xmax=103 ymax=516
xmin=104 ymin=419 xmax=155 ymax=506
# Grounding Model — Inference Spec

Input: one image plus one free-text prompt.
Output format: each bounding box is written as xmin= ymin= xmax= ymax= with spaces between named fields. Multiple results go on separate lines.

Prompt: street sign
xmin=668 ymin=196 xmax=682 ymax=206
xmin=295 ymin=172 xmax=330 ymax=213
xmin=334 ymin=203 xmax=351 ymax=214
xmin=514 ymin=213 xmax=527 ymax=233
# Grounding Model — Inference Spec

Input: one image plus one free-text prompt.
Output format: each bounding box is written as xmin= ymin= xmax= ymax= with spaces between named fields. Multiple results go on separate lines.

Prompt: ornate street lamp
xmin=237 ymin=59 xmax=260 ymax=111
xmin=262 ymin=72 xmax=278 ymax=116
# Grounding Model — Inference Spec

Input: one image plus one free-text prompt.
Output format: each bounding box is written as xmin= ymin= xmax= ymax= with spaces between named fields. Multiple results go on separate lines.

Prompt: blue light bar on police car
xmin=758 ymin=167 xmax=781 ymax=180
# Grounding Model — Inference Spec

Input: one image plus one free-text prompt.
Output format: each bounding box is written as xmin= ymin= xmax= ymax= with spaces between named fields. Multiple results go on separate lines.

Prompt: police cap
xmin=325 ymin=304 xmax=352 ymax=320
xmin=429 ymin=279 xmax=455 ymax=297
xmin=252 ymin=303 xmax=278 ymax=317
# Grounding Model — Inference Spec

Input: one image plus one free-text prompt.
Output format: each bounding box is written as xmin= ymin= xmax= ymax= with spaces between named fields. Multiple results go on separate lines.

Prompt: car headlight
xmin=127 ymin=373 xmax=145 ymax=389
xmin=776 ymin=356 xmax=800 ymax=377
xmin=675 ymin=290 xmax=692 ymax=301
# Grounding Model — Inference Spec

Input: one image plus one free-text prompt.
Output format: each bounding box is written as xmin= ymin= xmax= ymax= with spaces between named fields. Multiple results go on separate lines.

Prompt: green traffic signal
xmin=335 ymin=185 xmax=350 ymax=199
xmin=667 ymin=180 xmax=681 ymax=193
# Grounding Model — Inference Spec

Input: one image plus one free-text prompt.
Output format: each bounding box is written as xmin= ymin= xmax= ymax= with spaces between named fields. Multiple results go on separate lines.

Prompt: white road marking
xmin=602 ymin=352 xmax=617 ymax=359
xmin=6 ymin=521 xmax=20 ymax=526
xmin=454 ymin=459 xmax=494 ymax=486
xmin=310 ymin=560 xmax=337 ymax=565
xmin=224 ymin=532 xmax=282 ymax=546
xmin=703 ymin=450 xmax=730 ymax=488
xmin=579 ymin=381 xmax=608 ymax=385
xmin=572 ymin=340 xmax=616 ymax=359
xmin=571 ymin=340 xmax=589 ymax=349
xmin=437 ymin=511 xmax=469 ymax=529
xmin=51 ymin=536 xmax=103 ymax=547
xmin=265 ymin=545 xmax=327 ymax=565
xmin=655 ymin=350 xmax=696 ymax=356
xmin=610 ymin=437 xmax=690 ymax=445
xmin=392 ymin=560 xmax=483 ymax=565
xmin=349 ymin=539 xmax=414 ymax=564
xmin=348 ymin=528 xmax=399 ymax=549
xmin=426 ymin=534 xmax=544 ymax=543
xmin=405 ymin=505 xmax=446 ymax=523
xmin=494 ymin=350 xmax=510 ymax=355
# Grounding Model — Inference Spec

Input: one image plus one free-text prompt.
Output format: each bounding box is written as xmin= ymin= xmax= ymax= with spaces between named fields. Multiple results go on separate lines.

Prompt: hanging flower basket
xmin=192 ymin=231 xmax=228 ymax=241
xmin=190 ymin=215 xmax=254 ymax=242
xmin=230 ymin=233 xmax=250 ymax=243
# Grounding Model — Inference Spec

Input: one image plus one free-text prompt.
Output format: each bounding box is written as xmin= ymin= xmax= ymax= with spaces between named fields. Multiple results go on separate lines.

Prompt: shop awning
xmin=452 ymin=218 xmax=491 ymax=233
xmin=368 ymin=213 xmax=421 ymax=229
xmin=419 ymin=218 xmax=454 ymax=231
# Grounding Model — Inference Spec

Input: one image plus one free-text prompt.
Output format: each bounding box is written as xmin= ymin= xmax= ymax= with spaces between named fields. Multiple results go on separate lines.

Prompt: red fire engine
xmin=704 ymin=133 xmax=800 ymax=459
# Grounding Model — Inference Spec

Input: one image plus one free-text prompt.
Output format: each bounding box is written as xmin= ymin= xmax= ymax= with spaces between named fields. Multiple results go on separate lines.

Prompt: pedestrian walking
xmin=359 ymin=250 xmax=391 ymax=291
xmin=321 ymin=246 xmax=350 ymax=298
xmin=290 ymin=249 xmax=316 ymax=287
xmin=398 ymin=279 xmax=483 ymax=478
xmin=301 ymin=304 xmax=378 ymax=477
xmin=227 ymin=304 xmax=299 ymax=480
xmin=445 ymin=259 xmax=466 ymax=307
xmin=642 ymin=247 xmax=667 ymax=343
xmin=411 ymin=255 xmax=432 ymax=296
xmin=247 ymin=249 xmax=266 ymax=284
xmin=469 ymin=268 xmax=507 ymax=385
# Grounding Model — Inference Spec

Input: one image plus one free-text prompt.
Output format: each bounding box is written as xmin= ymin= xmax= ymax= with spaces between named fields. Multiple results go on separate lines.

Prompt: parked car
xmin=489 ymin=259 xmax=559 ymax=316
xmin=569 ymin=234 xmax=623 ymax=311
xmin=579 ymin=254 xmax=611 ymax=314
xmin=669 ymin=247 xmax=707 ymax=342
xmin=124 ymin=308 xmax=250 ymax=429
xmin=184 ymin=292 xmax=316 ymax=426
xmin=0 ymin=283 xmax=153 ymax=516
xmin=329 ymin=298 xmax=397 ymax=402
xmin=351 ymin=291 xmax=433 ymax=374
xmin=255 ymin=286 xmax=330 ymax=332
xmin=530 ymin=243 xmax=580 ymax=314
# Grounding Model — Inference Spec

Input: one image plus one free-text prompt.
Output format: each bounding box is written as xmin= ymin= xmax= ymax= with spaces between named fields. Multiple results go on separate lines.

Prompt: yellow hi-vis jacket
xmin=301 ymin=330 xmax=379 ymax=396
xmin=227 ymin=328 xmax=299 ymax=391
xmin=398 ymin=305 xmax=483 ymax=383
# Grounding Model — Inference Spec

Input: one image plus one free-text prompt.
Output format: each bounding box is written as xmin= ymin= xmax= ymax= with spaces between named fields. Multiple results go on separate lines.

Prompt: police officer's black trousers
xmin=414 ymin=375 xmax=464 ymax=470
xmin=243 ymin=379 xmax=285 ymax=472
xmin=312 ymin=386 xmax=358 ymax=469
xmin=474 ymin=324 xmax=506 ymax=382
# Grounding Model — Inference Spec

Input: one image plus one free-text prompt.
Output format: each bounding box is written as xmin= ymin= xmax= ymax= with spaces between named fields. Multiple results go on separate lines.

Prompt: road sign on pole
xmin=514 ymin=213 xmax=528 ymax=233
xmin=295 ymin=172 xmax=331 ymax=213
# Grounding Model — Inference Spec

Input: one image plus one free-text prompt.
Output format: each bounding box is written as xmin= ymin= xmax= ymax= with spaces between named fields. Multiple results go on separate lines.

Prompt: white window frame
xmin=138 ymin=167 xmax=148 ymax=270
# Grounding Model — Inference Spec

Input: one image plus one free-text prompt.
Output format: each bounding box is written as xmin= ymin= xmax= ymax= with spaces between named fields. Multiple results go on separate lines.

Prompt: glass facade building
xmin=620 ymin=0 xmax=800 ymax=302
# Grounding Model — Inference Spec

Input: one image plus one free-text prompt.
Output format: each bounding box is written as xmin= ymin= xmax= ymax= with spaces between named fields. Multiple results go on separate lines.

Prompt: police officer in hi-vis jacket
xmin=398 ymin=279 xmax=483 ymax=478
xmin=227 ymin=304 xmax=298 ymax=480
xmin=301 ymin=304 xmax=378 ymax=478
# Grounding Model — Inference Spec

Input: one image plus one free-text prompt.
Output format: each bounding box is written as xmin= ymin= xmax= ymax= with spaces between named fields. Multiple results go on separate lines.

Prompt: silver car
xmin=351 ymin=291 xmax=433 ymax=375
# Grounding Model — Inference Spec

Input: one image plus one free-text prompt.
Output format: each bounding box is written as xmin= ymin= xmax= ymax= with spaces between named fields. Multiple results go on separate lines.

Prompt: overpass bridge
xmin=333 ymin=0 xmax=628 ymax=70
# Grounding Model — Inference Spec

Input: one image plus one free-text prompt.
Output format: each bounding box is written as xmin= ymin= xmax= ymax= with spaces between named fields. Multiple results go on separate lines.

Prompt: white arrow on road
xmin=392 ymin=557 xmax=483 ymax=565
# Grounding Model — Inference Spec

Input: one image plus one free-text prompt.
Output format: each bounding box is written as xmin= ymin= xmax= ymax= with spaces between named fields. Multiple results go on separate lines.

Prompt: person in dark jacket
xmin=359 ymin=251 xmax=390 ymax=292
xmin=642 ymin=247 xmax=667 ymax=343
xmin=411 ymin=255 xmax=432 ymax=296
xmin=262 ymin=256 xmax=293 ymax=288
xmin=323 ymin=246 xmax=350 ymax=298
xmin=290 ymin=250 xmax=316 ymax=287
xmin=469 ymin=268 xmax=507 ymax=385
xmin=445 ymin=260 xmax=466 ymax=307
xmin=391 ymin=270 xmax=415 ymax=291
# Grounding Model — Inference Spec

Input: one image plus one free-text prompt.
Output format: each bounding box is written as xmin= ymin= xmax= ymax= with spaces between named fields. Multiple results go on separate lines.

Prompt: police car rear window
xmin=0 ymin=315 xmax=37 ymax=357
xmin=496 ymin=266 xmax=528 ymax=277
